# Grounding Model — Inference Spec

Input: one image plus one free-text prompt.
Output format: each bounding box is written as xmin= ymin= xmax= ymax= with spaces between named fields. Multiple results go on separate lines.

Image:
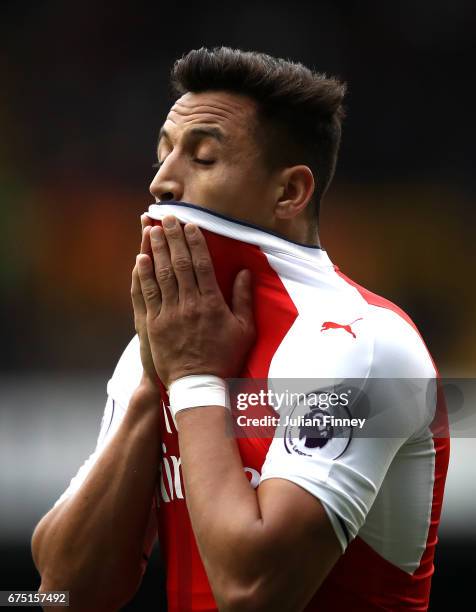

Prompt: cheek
xmin=197 ymin=166 xmax=243 ymax=198
xmin=184 ymin=163 xmax=268 ymax=217
xmin=182 ymin=169 xmax=230 ymax=209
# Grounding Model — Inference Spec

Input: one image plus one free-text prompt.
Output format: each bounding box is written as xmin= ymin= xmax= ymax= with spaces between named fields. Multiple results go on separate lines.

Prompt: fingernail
xmin=184 ymin=223 xmax=197 ymax=236
xmin=163 ymin=216 xmax=176 ymax=229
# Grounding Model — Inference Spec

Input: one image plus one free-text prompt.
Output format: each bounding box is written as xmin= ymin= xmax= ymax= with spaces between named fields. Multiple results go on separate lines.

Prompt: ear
xmin=274 ymin=165 xmax=315 ymax=219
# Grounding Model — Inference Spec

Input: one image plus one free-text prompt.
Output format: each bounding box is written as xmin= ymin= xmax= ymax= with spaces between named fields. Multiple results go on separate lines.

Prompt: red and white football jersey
xmin=55 ymin=201 xmax=450 ymax=611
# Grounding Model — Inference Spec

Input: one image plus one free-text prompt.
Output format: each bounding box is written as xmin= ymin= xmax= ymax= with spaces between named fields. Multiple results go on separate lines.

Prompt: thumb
xmin=232 ymin=269 xmax=254 ymax=329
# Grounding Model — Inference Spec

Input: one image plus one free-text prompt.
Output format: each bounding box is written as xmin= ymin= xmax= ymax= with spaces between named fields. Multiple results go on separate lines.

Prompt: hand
xmin=136 ymin=215 xmax=256 ymax=388
xmin=131 ymin=214 xmax=161 ymax=385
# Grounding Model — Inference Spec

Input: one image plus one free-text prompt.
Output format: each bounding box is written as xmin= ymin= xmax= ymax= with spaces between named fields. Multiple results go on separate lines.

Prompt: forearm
xmin=32 ymin=378 xmax=162 ymax=609
xmin=177 ymin=407 xmax=272 ymax=605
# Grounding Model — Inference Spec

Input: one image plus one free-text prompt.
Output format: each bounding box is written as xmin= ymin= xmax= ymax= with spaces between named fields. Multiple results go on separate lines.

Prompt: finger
xmin=141 ymin=216 xmax=154 ymax=258
xmin=141 ymin=225 xmax=153 ymax=257
xmin=131 ymin=257 xmax=147 ymax=318
xmin=141 ymin=214 xmax=153 ymax=231
xmin=148 ymin=225 xmax=178 ymax=307
xmin=183 ymin=223 xmax=220 ymax=297
xmin=142 ymin=226 xmax=163 ymax=307
xmin=232 ymin=269 xmax=255 ymax=329
xmin=137 ymin=230 xmax=163 ymax=307
xmin=160 ymin=216 xmax=198 ymax=300
xmin=137 ymin=254 xmax=162 ymax=318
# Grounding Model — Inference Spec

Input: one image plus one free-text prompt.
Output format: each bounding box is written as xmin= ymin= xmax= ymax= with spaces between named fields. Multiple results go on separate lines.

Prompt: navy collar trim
xmin=152 ymin=201 xmax=323 ymax=251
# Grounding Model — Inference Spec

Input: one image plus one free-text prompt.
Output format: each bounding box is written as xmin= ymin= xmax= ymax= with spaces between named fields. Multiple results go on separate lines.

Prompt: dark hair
xmin=170 ymin=46 xmax=346 ymax=221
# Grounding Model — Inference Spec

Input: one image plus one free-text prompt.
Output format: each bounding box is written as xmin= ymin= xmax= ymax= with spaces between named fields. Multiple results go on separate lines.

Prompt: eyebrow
xmin=157 ymin=125 xmax=227 ymax=148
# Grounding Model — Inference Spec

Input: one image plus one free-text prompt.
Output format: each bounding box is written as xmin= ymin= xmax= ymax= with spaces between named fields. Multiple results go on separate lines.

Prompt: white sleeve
xmin=51 ymin=335 xmax=158 ymax=569
xmin=53 ymin=395 xmax=121 ymax=508
xmin=260 ymin=307 xmax=437 ymax=553
xmin=53 ymin=335 xmax=143 ymax=508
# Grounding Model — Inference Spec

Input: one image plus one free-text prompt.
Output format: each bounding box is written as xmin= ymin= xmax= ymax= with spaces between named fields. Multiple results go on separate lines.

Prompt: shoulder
xmin=368 ymin=304 xmax=436 ymax=378
xmin=334 ymin=269 xmax=436 ymax=379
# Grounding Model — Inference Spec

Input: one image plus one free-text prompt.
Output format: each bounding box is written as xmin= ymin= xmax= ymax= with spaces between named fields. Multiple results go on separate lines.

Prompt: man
xmin=32 ymin=47 xmax=449 ymax=611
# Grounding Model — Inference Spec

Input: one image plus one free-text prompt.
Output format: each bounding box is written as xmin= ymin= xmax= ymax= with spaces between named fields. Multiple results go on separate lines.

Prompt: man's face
xmin=150 ymin=91 xmax=277 ymax=225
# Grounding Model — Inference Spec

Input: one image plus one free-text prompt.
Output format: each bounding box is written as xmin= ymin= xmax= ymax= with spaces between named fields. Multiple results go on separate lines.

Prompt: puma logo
xmin=320 ymin=318 xmax=363 ymax=339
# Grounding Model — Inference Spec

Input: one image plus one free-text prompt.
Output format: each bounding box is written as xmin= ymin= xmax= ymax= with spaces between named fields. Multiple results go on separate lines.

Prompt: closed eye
xmin=193 ymin=158 xmax=215 ymax=165
xmin=152 ymin=158 xmax=214 ymax=169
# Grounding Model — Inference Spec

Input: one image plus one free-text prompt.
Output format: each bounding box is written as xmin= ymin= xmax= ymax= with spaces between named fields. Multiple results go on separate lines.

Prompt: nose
xmin=149 ymin=167 xmax=183 ymax=203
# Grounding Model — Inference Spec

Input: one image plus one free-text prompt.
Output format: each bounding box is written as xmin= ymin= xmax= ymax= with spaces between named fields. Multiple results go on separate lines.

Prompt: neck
xmin=271 ymin=216 xmax=321 ymax=248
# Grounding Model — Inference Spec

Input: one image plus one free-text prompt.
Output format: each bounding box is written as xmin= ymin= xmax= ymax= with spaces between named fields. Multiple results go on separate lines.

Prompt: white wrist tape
xmin=168 ymin=375 xmax=230 ymax=429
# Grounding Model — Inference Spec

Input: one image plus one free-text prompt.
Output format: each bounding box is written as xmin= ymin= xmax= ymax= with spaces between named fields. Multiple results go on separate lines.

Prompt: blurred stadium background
xmin=1 ymin=1 xmax=475 ymax=610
